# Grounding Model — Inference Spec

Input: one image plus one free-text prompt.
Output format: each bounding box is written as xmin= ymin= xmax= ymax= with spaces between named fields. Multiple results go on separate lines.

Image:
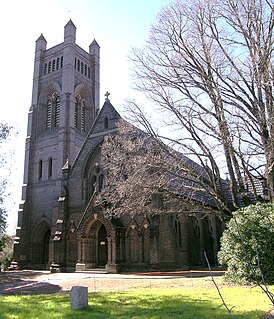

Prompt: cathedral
xmin=13 ymin=21 xmax=223 ymax=273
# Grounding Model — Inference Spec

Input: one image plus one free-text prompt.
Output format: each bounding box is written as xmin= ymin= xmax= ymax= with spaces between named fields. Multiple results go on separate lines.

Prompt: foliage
xmin=0 ymin=235 xmax=14 ymax=271
xmin=0 ymin=286 xmax=273 ymax=318
xmin=0 ymin=123 xmax=14 ymax=250
xmin=126 ymin=0 xmax=274 ymax=208
xmin=218 ymin=203 xmax=274 ymax=284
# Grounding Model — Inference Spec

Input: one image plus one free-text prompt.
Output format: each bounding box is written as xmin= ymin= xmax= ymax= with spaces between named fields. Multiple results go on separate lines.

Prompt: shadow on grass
xmin=0 ymin=291 xmax=267 ymax=319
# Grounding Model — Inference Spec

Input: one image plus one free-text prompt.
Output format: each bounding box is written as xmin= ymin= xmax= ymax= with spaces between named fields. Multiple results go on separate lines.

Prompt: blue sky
xmin=0 ymin=0 xmax=172 ymax=233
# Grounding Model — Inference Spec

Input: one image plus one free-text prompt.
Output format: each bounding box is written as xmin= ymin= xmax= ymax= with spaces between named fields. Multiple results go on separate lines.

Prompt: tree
xmin=117 ymin=0 xmax=274 ymax=213
xmin=218 ymin=203 xmax=274 ymax=293
xmin=0 ymin=235 xmax=13 ymax=271
xmin=99 ymin=0 xmax=273 ymax=217
xmin=0 ymin=123 xmax=13 ymax=252
xmin=99 ymin=120 xmax=230 ymax=219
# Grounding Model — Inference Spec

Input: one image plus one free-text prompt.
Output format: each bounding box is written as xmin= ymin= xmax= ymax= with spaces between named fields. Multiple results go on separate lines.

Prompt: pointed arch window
xmin=46 ymin=93 xmax=60 ymax=130
xmin=46 ymin=99 xmax=52 ymax=129
xmin=44 ymin=63 xmax=48 ymax=75
xmin=54 ymin=95 xmax=60 ymax=127
xmin=38 ymin=160 xmax=43 ymax=180
xmin=48 ymin=157 xmax=53 ymax=178
xmin=98 ymin=173 xmax=104 ymax=192
xmin=48 ymin=61 xmax=52 ymax=73
xmin=104 ymin=117 xmax=109 ymax=129
xmin=57 ymin=57 xmax=60 ymax=70
xmin=74 ymin=94 xmax=86 ymax=132
xmin=88 ymin=166 xmax=105 ymax=199
xmin=74 ymin=96 xmax=80 ymax=128
xmin=175 ymin=217 xmax=182 ymax=249
xmin=81 ymin=101 xmax=86 ymax=131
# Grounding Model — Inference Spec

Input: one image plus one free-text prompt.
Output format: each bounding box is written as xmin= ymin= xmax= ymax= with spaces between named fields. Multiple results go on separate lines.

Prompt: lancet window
xmin=74 ymin=94 xmax=86 ymax=132
xmin=46 ymin=92 xmax=60 ymax=130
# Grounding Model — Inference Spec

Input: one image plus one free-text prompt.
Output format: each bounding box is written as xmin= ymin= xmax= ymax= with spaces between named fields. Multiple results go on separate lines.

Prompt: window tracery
xmin=87 ymin=165 xmax=105 ymax=199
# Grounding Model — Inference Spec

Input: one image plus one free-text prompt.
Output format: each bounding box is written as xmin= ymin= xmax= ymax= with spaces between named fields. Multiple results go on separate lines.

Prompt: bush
xmin=0 ymin=234 xmax=13 ymax=271
xmin=218 ymin=203 xmax=274 ymax=284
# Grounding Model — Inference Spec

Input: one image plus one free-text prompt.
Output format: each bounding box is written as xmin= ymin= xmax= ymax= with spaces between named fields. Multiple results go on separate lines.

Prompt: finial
xmin=105 ymin=91 xmax=110 ymax=101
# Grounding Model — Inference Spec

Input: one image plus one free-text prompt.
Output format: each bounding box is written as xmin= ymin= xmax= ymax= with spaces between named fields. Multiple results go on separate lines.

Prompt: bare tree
xmin=99 ymin=120 xmax=232 ymax=219
xmin=126 ymin=0 xmax=273 ymax=205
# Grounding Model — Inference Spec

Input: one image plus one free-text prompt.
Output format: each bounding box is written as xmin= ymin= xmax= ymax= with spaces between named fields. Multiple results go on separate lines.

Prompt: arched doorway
xmin=43 ymin=230 xmax=51 ymax=264
xmin=32 ymin=220 xmax=51 ymax=267
xmin=97 ymin=224 xmax=107 ymax=267
xmin=88 ymin=220 xmax=108 ymax=268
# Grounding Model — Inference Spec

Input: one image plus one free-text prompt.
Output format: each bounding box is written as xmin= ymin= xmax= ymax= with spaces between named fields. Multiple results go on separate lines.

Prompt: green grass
xmin=0 ymin=286 xmax=273 ymax=319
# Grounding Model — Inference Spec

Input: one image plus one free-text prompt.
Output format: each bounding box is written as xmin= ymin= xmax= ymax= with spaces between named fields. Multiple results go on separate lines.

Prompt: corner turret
xmin=89 ymin=39 xmax=100 ymax=112
xmin=64 ymin=19 xmax=76 ymax=44
xmin=35 ymin=33 xmax=47 ymax=52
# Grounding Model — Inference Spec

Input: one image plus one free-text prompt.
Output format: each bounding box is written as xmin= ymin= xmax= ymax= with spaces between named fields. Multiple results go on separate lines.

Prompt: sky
xmin=0 ymin=0 xmax=172 ymax=234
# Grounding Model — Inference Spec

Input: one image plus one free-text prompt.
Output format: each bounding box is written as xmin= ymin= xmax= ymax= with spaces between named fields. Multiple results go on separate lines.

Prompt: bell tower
xmin=13 ymin=21 xmax=100 ymax=269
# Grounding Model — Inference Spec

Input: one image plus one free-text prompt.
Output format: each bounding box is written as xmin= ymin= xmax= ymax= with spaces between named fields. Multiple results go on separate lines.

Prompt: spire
xmin=36 ymin=33 xmax=47 ymax=43
xmin=35 ymin=33 xmax=47 ymax=51
xmin=64 ymin=19 xmax=76 ymax=44
xmin=65 ymin=19 xmax=76 ymax=29
xmin=90 ymin=38 xmax=100 ymax=48
xmin=89 ymin=38 xmax=100 ymax=56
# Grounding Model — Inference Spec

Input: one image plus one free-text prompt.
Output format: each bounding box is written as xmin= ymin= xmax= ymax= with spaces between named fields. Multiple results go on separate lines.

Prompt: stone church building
xmin=13 ymin=21 xmax=223 ymax=273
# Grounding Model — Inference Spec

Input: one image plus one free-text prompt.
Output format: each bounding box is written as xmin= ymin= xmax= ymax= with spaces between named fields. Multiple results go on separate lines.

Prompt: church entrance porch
xmin=76 ymin=215 xmax=120 ymax=272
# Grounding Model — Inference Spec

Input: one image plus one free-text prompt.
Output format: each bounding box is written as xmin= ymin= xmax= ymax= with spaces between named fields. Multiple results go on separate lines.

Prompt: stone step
xmin=75 ymin=268 xmax=107 ymax=274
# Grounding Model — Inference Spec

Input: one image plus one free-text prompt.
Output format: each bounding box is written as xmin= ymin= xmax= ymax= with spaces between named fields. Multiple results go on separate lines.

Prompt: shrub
xmin=0 ymin=234 xmax=13 ymax=271
xmin=218 ymin=203 xmax=274 ymax=284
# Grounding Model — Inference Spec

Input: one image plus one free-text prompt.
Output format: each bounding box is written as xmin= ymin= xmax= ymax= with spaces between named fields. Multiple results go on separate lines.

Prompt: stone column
xmin=76 ymin=239 xmax=86 ymax=271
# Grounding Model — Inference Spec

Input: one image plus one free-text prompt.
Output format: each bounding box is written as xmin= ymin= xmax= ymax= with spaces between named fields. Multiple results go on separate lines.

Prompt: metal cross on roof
xmin=105 ymin=91 xmax=110 ymax=101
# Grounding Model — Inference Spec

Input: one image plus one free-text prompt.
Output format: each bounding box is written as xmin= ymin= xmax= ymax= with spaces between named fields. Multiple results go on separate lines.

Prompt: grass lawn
xmin=0 ymin=286 xmax=273 ymax=319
